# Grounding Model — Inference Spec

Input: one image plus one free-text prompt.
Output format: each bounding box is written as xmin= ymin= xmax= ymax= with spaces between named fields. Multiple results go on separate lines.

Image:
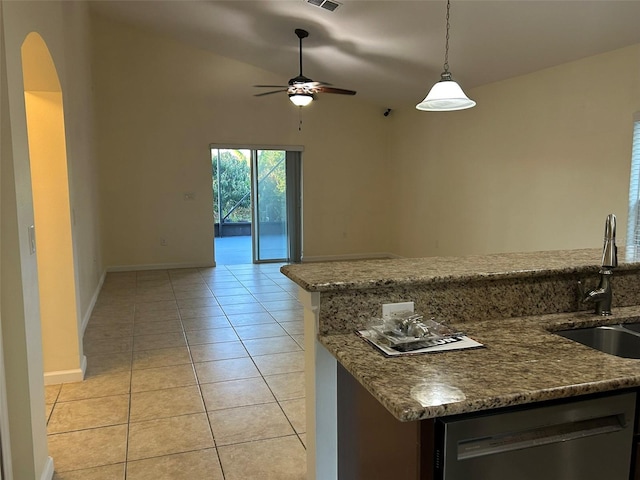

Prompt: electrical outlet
xmin=160 ymin=237 xmax=168 ymax=246
xmin=382 ymin=302 xmax=414 ymax=318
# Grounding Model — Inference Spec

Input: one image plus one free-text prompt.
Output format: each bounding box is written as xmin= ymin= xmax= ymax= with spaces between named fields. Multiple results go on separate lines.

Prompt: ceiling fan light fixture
xmin=416 ymin=72 xmax=476 ymax=111
xmin=289 ymin=93 xmax=314 ymax=107
xmin=417 ymin=0 xmax=475 ymax=112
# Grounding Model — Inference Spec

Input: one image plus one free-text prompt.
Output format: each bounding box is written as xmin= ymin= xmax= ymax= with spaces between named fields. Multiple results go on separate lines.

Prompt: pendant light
xmin=416 ymin=0 xmax=475 ymax=111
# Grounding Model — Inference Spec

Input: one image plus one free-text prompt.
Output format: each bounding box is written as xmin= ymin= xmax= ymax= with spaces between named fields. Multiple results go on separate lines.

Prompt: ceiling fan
xmin=254 ymin=28 xmax=356 ymax=107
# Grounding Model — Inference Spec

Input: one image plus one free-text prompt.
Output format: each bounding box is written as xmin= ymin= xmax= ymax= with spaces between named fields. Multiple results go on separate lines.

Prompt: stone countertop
xmin=319 ymin=305 xmax=640 ymax=422
xmin=281 ymin=248 xmax=640 ymax=292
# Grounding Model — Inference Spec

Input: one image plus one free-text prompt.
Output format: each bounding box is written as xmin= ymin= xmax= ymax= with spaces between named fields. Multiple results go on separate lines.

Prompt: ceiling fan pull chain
xmin=299 ymin=107 xmax=303 ymax=131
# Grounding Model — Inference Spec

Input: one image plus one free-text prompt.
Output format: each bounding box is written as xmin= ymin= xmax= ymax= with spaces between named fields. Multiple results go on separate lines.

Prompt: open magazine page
xmin=357 ymin=329 xmax=484 ymax=357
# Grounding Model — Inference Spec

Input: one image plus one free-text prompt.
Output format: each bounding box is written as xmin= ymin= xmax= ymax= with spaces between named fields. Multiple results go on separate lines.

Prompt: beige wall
xmin=389 ymin=44 xmax=640 ymax=258
xmin=92 ymin=13 xmax=640 ymax=266
xmin=1 ymin=1 xmax=102 ymax=477
xmin=59 ymin=1 xmax=104 ymax=315
xmin=91 ymin=14 xmax=393 ymax=268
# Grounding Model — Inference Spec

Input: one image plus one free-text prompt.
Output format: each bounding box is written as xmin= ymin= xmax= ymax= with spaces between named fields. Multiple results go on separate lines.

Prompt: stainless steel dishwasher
xmin=434 ymin=392 xmax=636 ymax=480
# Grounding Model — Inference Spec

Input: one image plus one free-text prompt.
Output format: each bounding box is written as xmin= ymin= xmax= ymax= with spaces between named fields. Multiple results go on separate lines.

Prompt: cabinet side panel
xmin=337 ymin=363 xmax=422 ymax=479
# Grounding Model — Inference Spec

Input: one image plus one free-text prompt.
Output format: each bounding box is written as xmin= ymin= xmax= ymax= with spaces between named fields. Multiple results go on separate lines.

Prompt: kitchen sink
xmin=619 ymin=323 xmax=640 ymax=334
xmin=556 ymin=324 xmax=640 ymax=359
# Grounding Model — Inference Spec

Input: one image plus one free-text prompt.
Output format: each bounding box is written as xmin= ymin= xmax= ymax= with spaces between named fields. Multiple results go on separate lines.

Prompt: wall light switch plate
xmin=382 ymin=301 xmax=414 ymax=319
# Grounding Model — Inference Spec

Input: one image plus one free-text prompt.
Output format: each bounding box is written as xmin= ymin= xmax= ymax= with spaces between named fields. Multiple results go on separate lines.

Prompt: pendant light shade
xmin=416 ymin=72 xmax=476 ymax=111
xmin=416 ymin=0 xmax=475 ymax=112
xmin=289 ymin=93 xmax=313 ymax=107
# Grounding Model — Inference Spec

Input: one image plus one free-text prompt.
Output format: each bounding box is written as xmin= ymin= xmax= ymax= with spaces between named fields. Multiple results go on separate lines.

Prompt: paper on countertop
xmin=357 ymin=329 xmax=484 ymax=357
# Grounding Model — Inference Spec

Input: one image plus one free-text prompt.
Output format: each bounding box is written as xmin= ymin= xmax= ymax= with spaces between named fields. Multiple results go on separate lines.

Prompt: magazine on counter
xmin=357 ymin=328 xmax=484 ymax=357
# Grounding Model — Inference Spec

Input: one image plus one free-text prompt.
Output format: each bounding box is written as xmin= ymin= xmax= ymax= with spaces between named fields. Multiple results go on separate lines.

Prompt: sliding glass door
xmin=253 ymin=150 xmax=288 ymax=262
xmin=211 ymin=146 xmax=302 ymax=264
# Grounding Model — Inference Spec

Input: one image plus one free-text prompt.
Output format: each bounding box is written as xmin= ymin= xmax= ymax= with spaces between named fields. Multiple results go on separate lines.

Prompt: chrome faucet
xmin=579 ymin=214 xmax=617 ymax=316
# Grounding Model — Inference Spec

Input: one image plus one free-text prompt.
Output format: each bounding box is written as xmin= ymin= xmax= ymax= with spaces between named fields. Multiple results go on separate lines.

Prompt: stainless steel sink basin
xmin=619 ymin=323 xmax=640 ymax=334
xmin=556 ymin=324 xmax=640 ymax=359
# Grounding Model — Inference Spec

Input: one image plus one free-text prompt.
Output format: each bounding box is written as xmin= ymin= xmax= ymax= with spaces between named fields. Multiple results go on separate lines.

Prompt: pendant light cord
xmin=443 ymin=0 xmax=451 ymax=73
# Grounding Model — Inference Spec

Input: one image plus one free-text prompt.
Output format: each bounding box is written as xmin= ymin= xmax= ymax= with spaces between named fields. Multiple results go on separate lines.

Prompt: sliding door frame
xmin=210 ymin=144 xmax=303 ymax=264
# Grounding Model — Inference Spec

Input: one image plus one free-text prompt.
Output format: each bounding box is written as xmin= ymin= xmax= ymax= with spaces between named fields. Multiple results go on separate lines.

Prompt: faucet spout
xmin=601 ymin=213 xmax=617 ymax=268
xmin=579 ymin=214 xmax=617 ymax=316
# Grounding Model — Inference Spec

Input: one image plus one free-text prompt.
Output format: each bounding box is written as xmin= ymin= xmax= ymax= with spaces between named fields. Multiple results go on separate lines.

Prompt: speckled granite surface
xmin=283 ymin=249 xmax=640 ymax=334
xmin=316 ymin=269 xmax=640 ymax=334
xmin=281 ymin=248 xmax=640 ymax=292
xmin=283 ymin=248 xmax=640 ymax=422
xmin=281 ymin=247 xmax=640 ymax=292
xmin=319 ymin=306 xmax=640 ymax=422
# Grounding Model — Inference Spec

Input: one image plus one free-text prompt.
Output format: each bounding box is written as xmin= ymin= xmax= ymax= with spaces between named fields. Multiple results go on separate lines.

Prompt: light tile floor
xmin=47 ymin=263 xmax=307 ymax=480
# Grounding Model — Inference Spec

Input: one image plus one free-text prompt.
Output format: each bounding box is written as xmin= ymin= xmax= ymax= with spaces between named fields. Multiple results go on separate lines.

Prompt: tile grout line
xmin=123 ymin=270 xmax=144 ymax=479
xmin=205 ymin=265 xmax=306 ymax=453
xmin=184 ymin=268 xmax=228 ymax=480
xmin=219 ymin=269 xmax=306 ymax=451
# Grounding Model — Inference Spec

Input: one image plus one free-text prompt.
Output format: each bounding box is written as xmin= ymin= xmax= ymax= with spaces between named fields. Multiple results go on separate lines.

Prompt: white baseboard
xmin=301 ymin=252 xmax=402 ymax=263
xmin=81 ymin=270 xmax=106 ymax=336
xmin=43 ymin=359 xmax=85 ymax=385
xmin=106 ymin=262 xmax=215 ymax=272
xmin=40 ymin=456 xmax=54 ymax=480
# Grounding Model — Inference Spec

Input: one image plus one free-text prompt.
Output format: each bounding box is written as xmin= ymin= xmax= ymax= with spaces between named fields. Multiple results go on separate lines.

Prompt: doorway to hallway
xmin=211 ymin=146 xmax=302 ymax=265
xmin=21 ymin=32 xmax=83 ymax=383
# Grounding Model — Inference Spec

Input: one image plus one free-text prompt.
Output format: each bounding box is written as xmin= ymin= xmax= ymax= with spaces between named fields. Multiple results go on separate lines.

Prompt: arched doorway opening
xmin=21 ymin=32 xmax=83 ymax=383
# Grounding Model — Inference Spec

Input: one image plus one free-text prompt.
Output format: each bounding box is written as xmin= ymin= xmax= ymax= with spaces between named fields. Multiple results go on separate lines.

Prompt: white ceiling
xmin=90 ymin=0 xmax=640 ymax=108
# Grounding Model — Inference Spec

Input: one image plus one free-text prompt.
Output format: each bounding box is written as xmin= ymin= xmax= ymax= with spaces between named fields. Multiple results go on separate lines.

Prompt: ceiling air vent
xmin=305 ymin=0 xmax=341 ymax=12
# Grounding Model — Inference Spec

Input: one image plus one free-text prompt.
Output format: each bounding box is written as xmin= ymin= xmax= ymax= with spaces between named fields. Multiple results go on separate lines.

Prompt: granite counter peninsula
xmin=281 ymin=248 xmax=640 ymax=480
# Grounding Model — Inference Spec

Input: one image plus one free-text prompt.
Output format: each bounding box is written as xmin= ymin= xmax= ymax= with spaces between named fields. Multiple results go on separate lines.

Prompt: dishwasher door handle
xmin=456 ymin=414 xmax=626 ymax=460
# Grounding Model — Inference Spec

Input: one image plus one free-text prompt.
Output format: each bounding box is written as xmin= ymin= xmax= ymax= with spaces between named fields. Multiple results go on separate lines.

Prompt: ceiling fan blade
xmin=316 ymin=86 xmax=357 ymax=96
xmin=254 ymin=85 xmax=289 ymax=88
xmin=254 ymin=89 xmax=288 ymax=97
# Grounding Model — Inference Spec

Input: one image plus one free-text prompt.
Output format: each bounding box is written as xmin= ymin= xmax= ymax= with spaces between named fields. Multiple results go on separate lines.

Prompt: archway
xmin=21 ymin=32 xmax=83 ymax=383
